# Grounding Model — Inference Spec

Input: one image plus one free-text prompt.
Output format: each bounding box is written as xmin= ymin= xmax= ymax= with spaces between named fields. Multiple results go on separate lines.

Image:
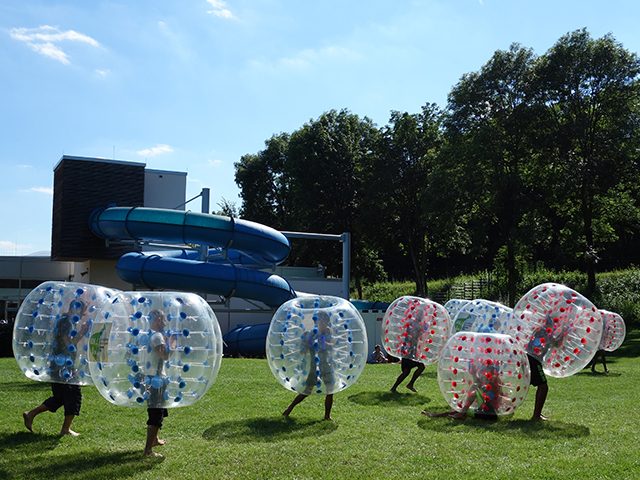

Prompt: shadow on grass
xmin=574 ymin=370 xmax=622 ymax=378
xmin=612 ymin=329 xmax=640 ymax=358
xmin=0 ymin=441 xmax=157 ymax=480
xmin=417 ymin=414 xmax=590 ymax=439
xmin=0 ymin=431 xmax=59 ymax=454
xmin=348 ymin=391 xmax=430 ymax=407
xmin=202 ymin=416 xmax=338 ymax=443
xmin=0 ymin=381 xmax=50 ymax=392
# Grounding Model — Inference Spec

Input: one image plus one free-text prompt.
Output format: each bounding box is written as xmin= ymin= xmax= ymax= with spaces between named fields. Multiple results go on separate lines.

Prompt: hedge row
xmin=355 ymin=268 xmax=640 ymax=328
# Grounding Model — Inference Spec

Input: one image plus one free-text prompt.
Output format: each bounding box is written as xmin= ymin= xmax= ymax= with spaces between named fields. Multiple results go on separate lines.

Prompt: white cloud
xmin=95 ymin=68 xmax=110 ymax=78
xmin=206 ymin=0 xmax=235 ymax=19
xmin=0 ymin=240 xmax=36 ymax=255
xmin=137 ymin=144 xmax=174 ymax=157
xmin=250 ymin=45 xmax=362 ymax=72
xmin=22 ymin=186 xmax=54 ymax=195
xmin=208 ymin=159 xmax=223 ymax=167
xmin=9 ymin=25 xmax=100 ymax=65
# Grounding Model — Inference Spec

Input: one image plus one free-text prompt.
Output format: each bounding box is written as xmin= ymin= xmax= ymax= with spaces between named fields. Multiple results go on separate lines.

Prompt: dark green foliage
xmin=233 ymin=29 xmax=640 ymax=295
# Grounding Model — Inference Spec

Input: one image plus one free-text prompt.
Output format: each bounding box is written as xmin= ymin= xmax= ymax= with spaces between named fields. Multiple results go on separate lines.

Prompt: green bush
xmin=356 ymin=268 xmax=640 ymax=328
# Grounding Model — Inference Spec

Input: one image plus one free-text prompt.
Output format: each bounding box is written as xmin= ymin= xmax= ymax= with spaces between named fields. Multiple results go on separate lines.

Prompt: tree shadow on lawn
xmin=202 ymin=416 xmax=338 ymax=443
xmin=348 ymin=391 xmax=430 ymax=407
xmin=0 ymin=381 xmax=51 ymax=393
xmin=417 ymin=413 xmax=590 ymax=439
xmin=0 ymin=433 xmax=157 ymax=480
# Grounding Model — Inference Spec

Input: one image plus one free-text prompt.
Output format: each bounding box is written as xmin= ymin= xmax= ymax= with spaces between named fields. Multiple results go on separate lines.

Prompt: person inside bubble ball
xmin=588 ymin=350 xmax=609 ymax=374
xmin=367 ymin=344 xmax=388 ymax=364
xmin=283 ymin=312 xmax=335 ymax=420
xmin=526 ymin=315 xmax=553 ymax=421
xmin=23 ymin=299 xmax=89 ymax=436
xmin=144 ymin=309 xmax=176 ymax=457
xmin=422 ymin=360 xmax=503 ymax=421
xmin=390 ymin=320 xmax=425 ymax=393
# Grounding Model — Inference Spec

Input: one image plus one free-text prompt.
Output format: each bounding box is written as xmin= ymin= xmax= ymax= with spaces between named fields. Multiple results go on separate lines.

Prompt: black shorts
xmin=528 ymin=355 xmax=547 ymax=387
xmin=44 ymin=383 xmax=82 ymax=416
xmin=147 ymin=408 xmax=169 ymax=428
xmin=401 ymin=358 xmax=423 ymax=370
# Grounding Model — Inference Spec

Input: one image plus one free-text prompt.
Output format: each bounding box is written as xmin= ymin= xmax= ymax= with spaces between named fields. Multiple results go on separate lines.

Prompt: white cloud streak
xmin=250 ymin=45 xmax=362 ymax=73
xmin=22 ymin=186 xmax=54 ymax=195
xmin=9 ymin=25 xmax=100 ymax=65
xmin=206 ymin=0 xmax=235 ymax=19
xmin=137 ymin=144 xmax=174 ymax=157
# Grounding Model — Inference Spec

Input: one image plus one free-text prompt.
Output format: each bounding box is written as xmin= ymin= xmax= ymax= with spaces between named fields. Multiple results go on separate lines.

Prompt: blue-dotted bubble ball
xmin=437 ymin=331 xmax=530 ymax=416
xmin=443 ymin=299 xmax=470 ymax=329
xmin=453 ymin=299 xmax=513 ymax=334
xmin=87 ymin=291 xmax=222 ymax=408
xmin=382 ymin=296 xmax=453 ymax=364
xmin=266 ymin=296 xmax=368 ymax=395
xmin=13 ymin=281 xmax=119 ymax=385
xmin=506 ymin=283 xmax=603 ymax=378
xmin=599 ymin=310 xmax=626 ymax=352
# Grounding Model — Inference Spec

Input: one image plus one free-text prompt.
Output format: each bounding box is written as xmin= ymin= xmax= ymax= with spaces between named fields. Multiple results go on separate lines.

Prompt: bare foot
xmin=144 ymin=451 xmax=164 ymax=458
xmin=153 ymin=438 xmax=166 ymax=447
xmin=23 ymin=412 xmax=33 ymax=432
xmin=60 ymin=429 xmax=80 ymax=436
xmin=407 ymin=385 xmax=417 ymax=392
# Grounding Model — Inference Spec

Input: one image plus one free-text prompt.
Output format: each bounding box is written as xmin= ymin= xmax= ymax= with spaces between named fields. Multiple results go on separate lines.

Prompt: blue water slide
xmin=89 ymin=207 xmax=296 ymax=308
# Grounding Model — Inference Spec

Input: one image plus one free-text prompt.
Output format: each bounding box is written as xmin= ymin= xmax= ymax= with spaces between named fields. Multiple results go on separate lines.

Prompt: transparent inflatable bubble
xmin=598 ymin=310 xmax=626 ymax=352
xmin=443 ymin=299 xmax=470 ymax=330
xmin=87 ymin=291 xmax=222 ymax=408
xmin=382 ymin=296 xmax=452 ymax=364
xmin=266 ymin=296 xmax=368 ymax=395
xmin=453 ymin=299 xmax=512 ymax=334
xmin=13 ymin=282 xmax=118 ymax=385
xmin=437 ymin=332 xmax=530 ymax=416
xmin=508 ymin=283 xmax=603 ymax=377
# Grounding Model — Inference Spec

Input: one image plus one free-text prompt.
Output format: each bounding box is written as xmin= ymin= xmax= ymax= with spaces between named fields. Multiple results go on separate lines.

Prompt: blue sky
xmin=1 ymin=0 xmax=639 ymax=255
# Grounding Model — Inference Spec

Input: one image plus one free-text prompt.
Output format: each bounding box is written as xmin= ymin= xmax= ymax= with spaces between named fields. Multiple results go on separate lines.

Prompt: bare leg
xmin=60 ymin=415 xmax=80 ymax=436
xmin=283 ymin=394 xmax=307 ymax=417
xmin=324 ymin=394 xmax=334 ymax=420
xmin=23 ymin=404 xmax=49 ymax=432
xmin=144 ymin=425 xmax=163 ymax=457
xmin=391 ymin=370 xmax=410 ymax=392
xmin=406 ymin=365 xmax=425 ymax=392
xmin=532 ymin=383 xmax=549 ymax=421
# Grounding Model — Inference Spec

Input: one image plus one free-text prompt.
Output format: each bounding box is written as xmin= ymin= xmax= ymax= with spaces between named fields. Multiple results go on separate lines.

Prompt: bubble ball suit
xmin=437 ymin=332 xmax=530 ymax=416
xmin=266 ymin=296 xmax=368 ymax=395
xmin=508 ymin=283 xmax=603 ymax=377
xmin=598 ymin=310 xmax=626 ymax=352
xmin=382 ymin=296 xmax=452 ymax=363
xmin=443 ymin=299 xmax=470 ymax=329
xmin=13 ymin=282 xmax=118 ymax=384
xmin=452 ymin=299 xmax=513 ymax=334
xmin=87 ymin=291 xmax=222 ymax=408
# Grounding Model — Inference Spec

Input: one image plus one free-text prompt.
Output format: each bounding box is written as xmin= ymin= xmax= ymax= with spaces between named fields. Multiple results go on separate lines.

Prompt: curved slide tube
xmin=90 ymin=207 xmax=296 ymax=308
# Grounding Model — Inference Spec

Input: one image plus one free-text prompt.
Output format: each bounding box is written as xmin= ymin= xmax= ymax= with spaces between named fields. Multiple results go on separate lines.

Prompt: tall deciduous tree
xmin=364 ymin=104 xmax=442 ymax=296
xmin=445 ymin=44 xmax=537 ymax=305
xmin=234 ymin=133 xmax=290 ymax=228
xmin=285 ymin=109 xmax=382 ymax=286
xmin=532 ymin=29 xmax=640 ymax=295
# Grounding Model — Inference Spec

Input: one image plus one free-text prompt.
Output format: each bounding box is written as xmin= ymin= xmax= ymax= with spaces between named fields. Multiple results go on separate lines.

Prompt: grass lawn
xmin=1 ymin=331 xmax=639 ymax=480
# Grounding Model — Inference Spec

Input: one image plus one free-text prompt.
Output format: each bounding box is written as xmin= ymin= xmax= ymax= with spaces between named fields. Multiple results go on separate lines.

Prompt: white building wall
xmin=143 ymin=169 xmax=187 ymax=210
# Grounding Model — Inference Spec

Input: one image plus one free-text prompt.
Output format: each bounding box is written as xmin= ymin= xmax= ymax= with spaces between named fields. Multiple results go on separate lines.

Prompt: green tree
xmin=532 ymin=29 xmax=640 ymax=295
xmin=234 ymin=133 xmax=290 ymax=228
xmin=363 ymin=104 xmax=442 ymax=296
xmin=444 ymin=44 xmax=537 ymax=305
xmin=284 ymin=109 xmax=382 ymax=288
